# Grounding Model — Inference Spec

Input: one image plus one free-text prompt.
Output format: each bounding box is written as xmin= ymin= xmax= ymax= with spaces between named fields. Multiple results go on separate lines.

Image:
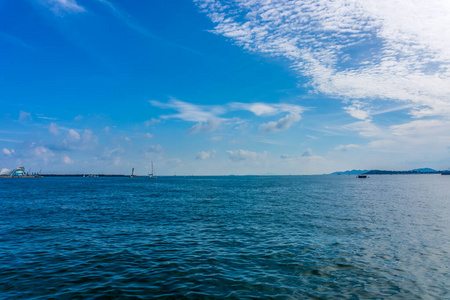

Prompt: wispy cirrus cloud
xmin=227 ymin=149 xmax=267 ymax=161
xmin=145 ymin=144 xmax=163 ymax=154
xmin=19 ymin=111 xmax=32 ymax=122
xmin=337 ymin=118 xmax=450 ymax=160
xmin=150 ymin=99 xmax=305 ymax=134
xmin=0 ymin=138 xmax=23 ymax=143
xmin=229 ymin=102 xmax=303 ymax=116
xmin=370 ymin=119 xmax=450 ymax=152
xmin=98 ymin=0 xmax=155 ymax=37
xmin=39 ymin=0 xmax=86 ymax=15
xmin=150 ymin=99 xmax=225 ymax=122
xmin=195 ymin=0 xmax=450 ymax=118
xmin=0 ymin=32 xmax=35 ymax=50
xmin=97 ymin=0 xmax=201 ymax=55
xmin=335 ymin=144 xmax=360 ymax=151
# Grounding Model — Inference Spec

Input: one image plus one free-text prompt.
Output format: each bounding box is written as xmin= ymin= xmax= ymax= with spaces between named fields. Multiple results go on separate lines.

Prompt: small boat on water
xmin=357 ymin=174 xmax=368 ymax=178
xmin=148 ymin=161 xmax=157 ymax=178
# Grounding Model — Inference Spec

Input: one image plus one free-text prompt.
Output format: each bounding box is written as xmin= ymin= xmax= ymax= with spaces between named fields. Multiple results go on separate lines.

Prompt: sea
xmin=1 ymin=175 xmax=449 ymax=299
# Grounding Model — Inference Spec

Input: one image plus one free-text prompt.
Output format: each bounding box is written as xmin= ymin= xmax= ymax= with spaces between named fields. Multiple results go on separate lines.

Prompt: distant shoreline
xmin=1 ymin=172 xmax=449 ymax=178
xmin=0 ymin=174 xmax=131 ymax=178
xmin=329 ymin=168 xmax=450 ymax=175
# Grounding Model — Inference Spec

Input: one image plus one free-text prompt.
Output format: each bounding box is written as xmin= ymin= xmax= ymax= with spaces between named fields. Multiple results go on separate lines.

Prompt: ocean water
xmin=0 ymin=175 xmax=449 ymax=299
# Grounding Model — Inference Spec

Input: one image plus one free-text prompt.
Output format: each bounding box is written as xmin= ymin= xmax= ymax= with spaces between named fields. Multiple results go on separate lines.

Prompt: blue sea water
xmin=0 ymin=175 xmax=449 ymax=299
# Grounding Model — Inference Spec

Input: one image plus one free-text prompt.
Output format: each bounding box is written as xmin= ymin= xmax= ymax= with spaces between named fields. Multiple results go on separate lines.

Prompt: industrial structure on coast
xmin=0 ymin=166 xmax=41 ymax=178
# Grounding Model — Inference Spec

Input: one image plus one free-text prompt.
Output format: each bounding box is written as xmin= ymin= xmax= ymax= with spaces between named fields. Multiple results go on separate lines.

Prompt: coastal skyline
xmin=1 ymin=0 xmax=450 ymax=175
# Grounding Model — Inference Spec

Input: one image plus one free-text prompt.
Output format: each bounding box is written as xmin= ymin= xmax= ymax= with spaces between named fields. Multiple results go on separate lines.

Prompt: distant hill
xmin=411 ymin=168 xmax=438 ymax=173
xmin=365 ymin=169 xmax=439 ymax=175
xmin=328 ymin=168 xmax=440 ymax=175
xmin=328 ymin=169 xmax=370 ymax=175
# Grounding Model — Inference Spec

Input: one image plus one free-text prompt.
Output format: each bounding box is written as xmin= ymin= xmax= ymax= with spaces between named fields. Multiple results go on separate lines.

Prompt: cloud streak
xmin=227 ymin=149 xmax=267 ymax=161
xmin=150 ymin=99 xmax=225 ymax=122
xmin=150 ymin=99 xmax=305 ymax=134
xmin=195 ymin=0 xmax=450 ymax=118
xmin=229 ymin=102 xmax=303 ymax=116
xmin=40 ymin=0 xmax=86 ymax=15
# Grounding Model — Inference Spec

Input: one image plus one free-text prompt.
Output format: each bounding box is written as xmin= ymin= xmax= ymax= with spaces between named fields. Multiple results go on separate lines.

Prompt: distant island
xmin=329 ymin=168 xmax=446 ymax=175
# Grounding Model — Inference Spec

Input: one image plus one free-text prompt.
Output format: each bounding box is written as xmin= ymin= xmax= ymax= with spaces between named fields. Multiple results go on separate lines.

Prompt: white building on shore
xmin=0 ymin=167 xmax=26 ymax=177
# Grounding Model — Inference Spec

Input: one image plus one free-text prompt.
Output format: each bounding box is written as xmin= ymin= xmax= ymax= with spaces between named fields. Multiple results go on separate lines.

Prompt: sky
xmin=1 ymin=0 xmax=450 ymax=175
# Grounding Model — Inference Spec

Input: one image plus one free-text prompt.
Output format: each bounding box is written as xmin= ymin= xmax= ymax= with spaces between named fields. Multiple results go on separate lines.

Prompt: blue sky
xmin=1 ymin=0 xmax=450 ymax=175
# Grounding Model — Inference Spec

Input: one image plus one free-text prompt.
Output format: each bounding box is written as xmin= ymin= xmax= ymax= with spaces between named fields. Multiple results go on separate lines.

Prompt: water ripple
xmin=1 ymin=176 xmax=449 ymax=298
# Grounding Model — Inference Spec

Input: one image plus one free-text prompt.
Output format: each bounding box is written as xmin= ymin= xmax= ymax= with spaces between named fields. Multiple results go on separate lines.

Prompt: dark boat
xmin=357 ymin=174 xmax=367 ymax=178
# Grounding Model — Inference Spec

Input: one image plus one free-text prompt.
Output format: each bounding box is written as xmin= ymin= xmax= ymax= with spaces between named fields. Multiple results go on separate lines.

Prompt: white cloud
xmin=259 ymin=113 xmax=301 ymax=134
xmin=63 ymin=155 xmax=73 ymax=164
xmin=2 ymin=148 xmax=14 ymax=155
xmin=145 ymin=133 xmax=154 ymax=138
xmin=300 ymin=148 xmax=324 ymax=160
xmin=40 ymin=0 xmax=85 ymax=15
xmin=372 ymin=119 xmax=450 ymax=151
xmin=37 ymin=115 xmax=57 ymax=120
xmin=99 ymin=146 xmax=125 ymax=164
xmin=340 ymin=118 xmax=450 ymax=157
xmin=280 ymin=149 xmax=323 ymax=162
xmin=145 ymin=144 xmax=163 ymax=154
xmin=151 ymin=100 xmax=304 ymax=133
xmin=341 ymin=120 xmax=385 ymax=138
xmin=98 ymin=0 xmax=153 ymax=37
xmin=150 ymin=99 xmax=225 ymax=122
xmin=209 ymin=136 xmax=223 ymax=142
xmin=344 ymin=101 xmax=371 ymax=120
xmin=19 ymin=111 xmax=32 ymax=122
xmin=166 ymin=158 xmax=182 ymax=165
xmin=390 ymin=119 xmax=449 ymax=138
xmin=226 ymin=149 xmax=267 ymax=161
xmin=74 ymin=115 xmax=83 ymax=121
xmin=335 ymin=144 xmax=360 ymax=151
xmin=255 ymin=138 xmax=286 ymax=145
xmin=188 ymin=118 xmax=222 ymax=134
xmin=0 ymin=32 xmax=35 ymax=50
xmin=0 ymin=138 xmax=22 ymax=143
xmin=230 ymin=102 xmax=304 ymax=116
xmin=196 ymin=150 xmax=216 ymax=160
xmin=301 ymin=148 xmax=315 ymax=157
xmin=33 ymin=146 xmax=54 ymax=163
xmin=151 ymin=99 xmax=305 ymax=135
xmin=49 ymin=123 xmax=60 ymax=136
xmin=196 ymin=0 xmax=450 ymax=117
xmin=61 ymin=129 xmax=98 ymax=150
xmin=66 ymin=129 xmax=81 ymax=142
xmin=232 ymin=102 xmax=276 ymax=116
xmin=145 ymin=118 xmax=161 ymax=126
